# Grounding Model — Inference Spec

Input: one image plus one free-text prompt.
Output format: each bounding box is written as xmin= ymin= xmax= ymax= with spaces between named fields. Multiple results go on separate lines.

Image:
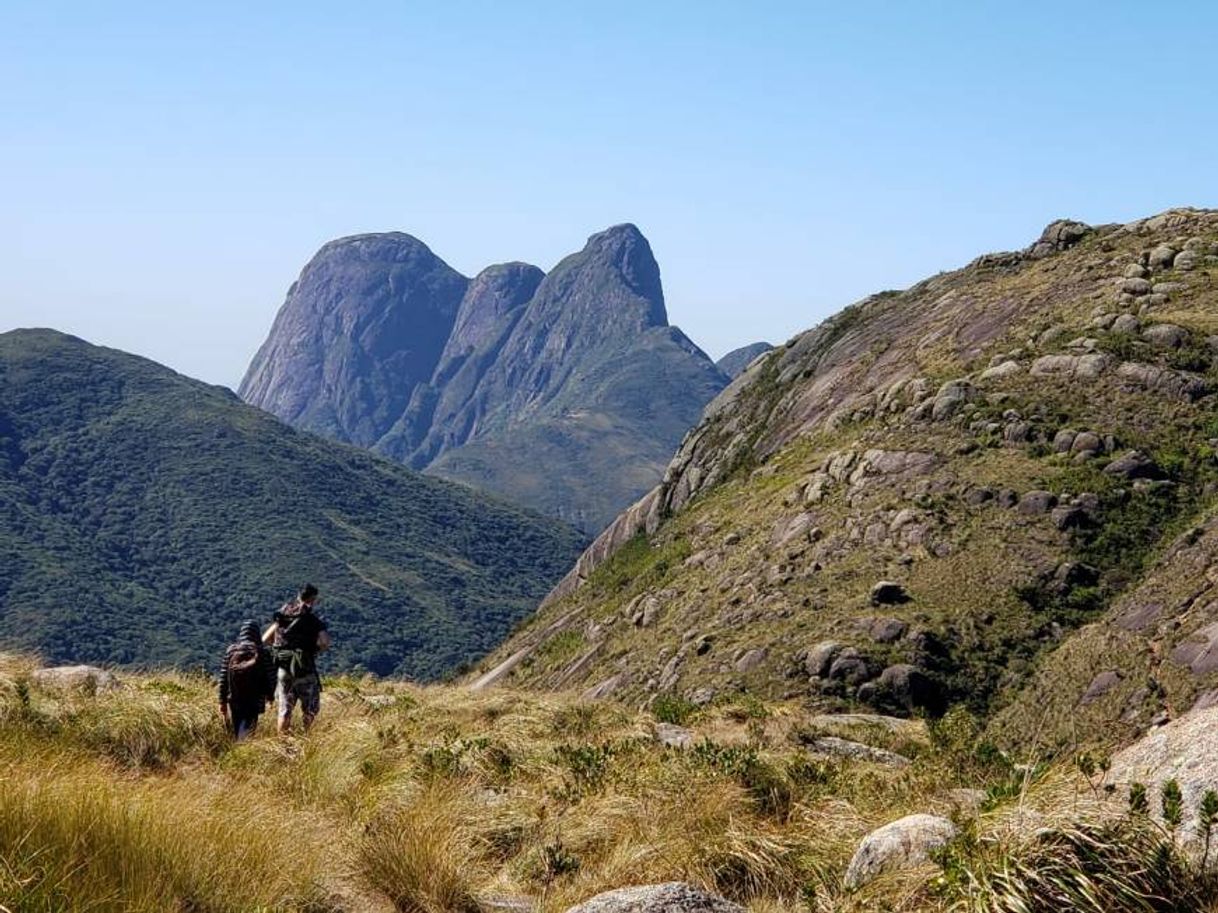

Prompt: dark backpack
xmin=226 ymin=641 xmax=263 ymax=704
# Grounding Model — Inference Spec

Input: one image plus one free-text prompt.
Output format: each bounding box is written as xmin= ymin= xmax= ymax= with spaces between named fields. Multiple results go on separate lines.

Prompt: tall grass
xmin=0 ymin=753 xmax=335 ymax=912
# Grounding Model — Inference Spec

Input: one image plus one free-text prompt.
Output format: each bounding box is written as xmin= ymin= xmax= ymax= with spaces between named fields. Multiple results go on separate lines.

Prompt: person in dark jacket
xmin=262 ymin=583 xmax=331 ymax=735
xmin=218 ymin=620 xmax=276 ymax=740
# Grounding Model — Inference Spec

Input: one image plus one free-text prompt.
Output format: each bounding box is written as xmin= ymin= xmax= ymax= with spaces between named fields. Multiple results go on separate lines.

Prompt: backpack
xmin=226 ymin=641 xmax=264 ymax=704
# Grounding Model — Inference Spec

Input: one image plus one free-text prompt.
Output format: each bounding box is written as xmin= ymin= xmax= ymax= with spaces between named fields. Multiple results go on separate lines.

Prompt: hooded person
xmin=218 ymin=619 xmax=276 ymax=740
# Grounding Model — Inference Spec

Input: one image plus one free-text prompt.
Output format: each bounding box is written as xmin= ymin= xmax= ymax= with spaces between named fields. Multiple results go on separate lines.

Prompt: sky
xmin=2 ymin=1 xmax=1216 ymax=388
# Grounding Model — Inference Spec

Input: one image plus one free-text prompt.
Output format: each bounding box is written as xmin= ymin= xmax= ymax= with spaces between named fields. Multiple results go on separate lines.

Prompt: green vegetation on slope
xmin=0 ymin=329 xmax=585 ymax=678
xmin=480 ymin=211 xmax=1218 ymax=750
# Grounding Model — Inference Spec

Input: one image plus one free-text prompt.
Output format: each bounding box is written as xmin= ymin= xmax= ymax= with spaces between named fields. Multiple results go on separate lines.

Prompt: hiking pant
xmin=276 ymin=669 xmax=321 ymax=724
xmin=230 ymin=709 xmax=261 ymax=741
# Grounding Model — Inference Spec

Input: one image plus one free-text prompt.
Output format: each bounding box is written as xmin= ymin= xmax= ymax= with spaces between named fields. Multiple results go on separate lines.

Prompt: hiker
xmin=263 ymin=583 xmax=331 ymax=734
xmin=218 ymin=620 xmax=276 ymax=740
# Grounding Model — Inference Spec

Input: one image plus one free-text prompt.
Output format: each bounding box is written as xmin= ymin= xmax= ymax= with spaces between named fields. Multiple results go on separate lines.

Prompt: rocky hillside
xmin=0 ymin=329 xmax=584 ymax=678
xmin=240 ymin=226 xmax=728 ymax=533
xmin=474 ymin=209 xmax=1218 ymax=748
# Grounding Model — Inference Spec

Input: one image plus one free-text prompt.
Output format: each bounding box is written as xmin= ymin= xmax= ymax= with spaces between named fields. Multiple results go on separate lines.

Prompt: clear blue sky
xmin=3 ymin=1 xmax=1215 ymax=387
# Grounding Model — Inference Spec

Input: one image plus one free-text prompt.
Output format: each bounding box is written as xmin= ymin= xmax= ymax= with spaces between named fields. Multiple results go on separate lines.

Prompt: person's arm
xmin=262 ymin=622 xmax=278 ymax=644
xmin=317 ymin=629 xmax=332 ymax=653
xmin=218 ymin=649 xmax=231 ymax=717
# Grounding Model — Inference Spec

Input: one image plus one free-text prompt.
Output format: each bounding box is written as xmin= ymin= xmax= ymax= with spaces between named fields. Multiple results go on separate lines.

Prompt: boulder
xmin=1079 ymin=670 xmax=1123 ymax=705
xmin=828 ymin=648 xmax=874 ymax=686
xmin=805 ymin=641 xmax=843 ymax=677
xmin=1017 ymin=490 xmax=1057 ymax=515
xmin=562 ymin=883 xmax=744 ymax=913
xmin=1123 ymin=263 xmax=1149 ymax=279
xmin=1143 ymin=323 xmax=1189 ymax=348
xmin=1052 ymin=429 xmax=1077 ymax=453
xmin=1120 ymin=278 xmax=1153 ymax=296
xmin=31 ymin=665 xmax=119 ymax=692
xmin=979 ymin=360 xmax=1022 ymax=381
xmin=868 ymin=617 xmax=909 ymax=644
xmin=1111 ymin=313 xmax=1141 ymax=334
xmin=582 ymin=674 xmax=627 ymax=701
xmin=844 ymin=814 xmax=957 ymax=888
xmin=1027 ymin=219 xmax=1090 ymax=258
xmin=1070 ymin=431 xmax=1103 ymax=455
xmin=803 ymin=735 xmax=910 ymax=768
xmin=877 ymin=663 xmax=943 ymax=714
xmin=1109 ymin=706 xmax=1218 ymax=842
xmin=734 ymin=647 xmax=768 ymax=674
xmin=1175 ymin=249 xmax=1199 ymax=271
xmin=1104 ymin=450 xmax=1164 ymax=480
xmin=870 ymin=580 xmax=910 ymax=606
xmin=1148 ymin=244 xmax=1178 ymax=269
xmin=654 ymin=723 xmax=695 ymax=750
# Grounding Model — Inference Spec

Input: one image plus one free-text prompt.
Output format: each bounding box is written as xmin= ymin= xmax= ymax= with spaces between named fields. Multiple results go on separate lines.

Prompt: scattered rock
xmin=1080 ymin=670 xmax=1123 ymax=704
xmin=870 ymin=580 xmax=910 ymax=606
xmin=583 ymin=674 xmax=627 ymax=701
xmin=1029 ymin=353 xmax=1111 ymax=380
xmin=1121 ymin=278 xmax=1153 ymax=296
xmin=803 ymin=736 xmax=910 ymax=768
xmin=1175 ymin=249 xmax=1199 ymax=271
xmin=1123 ymin=263 xmax=1149 ymax=279
xmin=31 ymin=665 xmax=119 ymax=692
xmin=1148 ymin=244 xmax=1178 ymax=269
xmin=654 ymin=723 xmax=695 ymax=750
xmin=734 ymin=648 xmax=768 ymax=674
xmin=868 ymin=617 xmax=909 ymax=644
xmin=805 ymin=641 xmax=843 ymax=677
xmin=877 ymin=664 xmax=943 ymax=714
xmin=828 ymin=648 xmax=874 ymax=686
xmin=1070 ymin=431 xmax=1103 ymax=455
xmin=979 ymin=360 xmax=1022 ymax=381
xmin=687 ymin=687 xmax=716 ymax=706
xmin=1052 ymin=429 xmax=1077 ymax=453
xmin=844 ymin=814 xmax=957 ymax=888
xmin=1104 ymin=450 xmax=1164 ymax=480
xmin=1115 ymin=362 xmax=1208 ymax=400
xmin=1027 ymin=220 xmax=1090 ymax=258
xmin=562 ymin=883 xmax=745 ymax=913
xmin=1143 ymin=323 xmax=1189 ymax=348
xmin=1111 ymin=313 xmax=1141 ymax=334
xmin=1169 ymin=622 xmax=1218 ymax=676
xmin=1051 ymin=505 xmax=1088 ymax=530
xmin=1017 ymin=490 xmax=1058 ymax=515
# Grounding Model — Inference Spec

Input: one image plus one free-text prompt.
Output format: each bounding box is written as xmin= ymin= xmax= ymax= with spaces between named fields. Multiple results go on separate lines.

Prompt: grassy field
xmin=1 ymin=654 xmax=1213 ymax=913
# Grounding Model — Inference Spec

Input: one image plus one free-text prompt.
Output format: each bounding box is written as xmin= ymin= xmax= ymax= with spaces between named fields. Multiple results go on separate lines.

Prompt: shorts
xmin=276 ymin=669 xmax=321 ymax=720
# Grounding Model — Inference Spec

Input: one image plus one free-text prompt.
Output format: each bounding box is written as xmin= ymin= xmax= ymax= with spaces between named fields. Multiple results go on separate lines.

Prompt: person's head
xmin=238 ymin=620 xmax=259 ymax=642
xmin=298 ymin=583 xmax=319 ymax=607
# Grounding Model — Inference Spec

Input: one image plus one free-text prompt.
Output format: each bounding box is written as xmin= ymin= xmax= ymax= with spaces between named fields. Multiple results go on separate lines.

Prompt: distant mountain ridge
xmin=0 ymin=329 xmax=585 ymax=678
xmin=717 ymin=342 xmax=773 ymax=379
xmin=240 ymin=225 xmax=730 ymax=533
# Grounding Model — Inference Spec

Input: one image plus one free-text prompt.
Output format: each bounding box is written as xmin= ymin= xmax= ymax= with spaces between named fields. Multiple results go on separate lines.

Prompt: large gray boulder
xmin=562 ymin=883 xmax=744 ymax=913
xmin=844 ymin=814 xmax=957 ymax=888
xmin=1109 ymin=706 xmax=1218 ymax=842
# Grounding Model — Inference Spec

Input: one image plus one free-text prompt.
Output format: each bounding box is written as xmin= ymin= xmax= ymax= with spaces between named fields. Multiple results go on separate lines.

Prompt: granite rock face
xmin=241 ymin=225 xmax=729 ymax=534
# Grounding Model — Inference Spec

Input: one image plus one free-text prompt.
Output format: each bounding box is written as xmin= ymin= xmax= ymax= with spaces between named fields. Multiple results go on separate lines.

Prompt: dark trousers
xmin=230 ymin=709 xmax=261 ymax=741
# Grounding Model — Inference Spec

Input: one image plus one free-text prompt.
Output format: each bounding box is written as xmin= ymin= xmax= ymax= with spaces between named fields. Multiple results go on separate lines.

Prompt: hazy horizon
xmin=4 ymin=1 xmax=1216 ymax=387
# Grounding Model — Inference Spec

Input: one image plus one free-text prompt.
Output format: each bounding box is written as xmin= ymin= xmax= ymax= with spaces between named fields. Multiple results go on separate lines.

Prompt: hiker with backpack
xmin=218 ymin=620 xmax=276 ymax=740
xmin=262 ymin=583 xmax=331 ymax=734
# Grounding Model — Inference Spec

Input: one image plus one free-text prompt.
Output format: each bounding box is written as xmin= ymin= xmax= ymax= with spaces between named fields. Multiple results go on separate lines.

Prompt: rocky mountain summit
xmin=240 ymin=225 xmax=729 ymax=533
xmin=716 ymin=342 xmax=773 ymax=379
xmin=476 ymin=208 xmax=1218 ymax=748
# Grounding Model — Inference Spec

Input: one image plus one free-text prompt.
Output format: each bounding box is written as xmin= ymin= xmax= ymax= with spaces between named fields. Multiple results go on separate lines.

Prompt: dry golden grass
xmin=3 ymin=654 xmax=1209 ymax=913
